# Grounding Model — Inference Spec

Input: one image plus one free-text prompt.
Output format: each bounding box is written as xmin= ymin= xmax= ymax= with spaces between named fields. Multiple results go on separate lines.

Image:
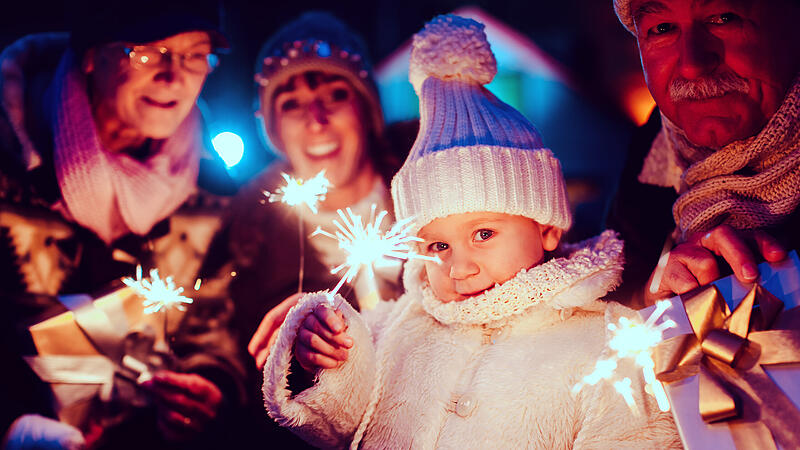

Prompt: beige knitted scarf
xmin=638 ymin=75 xmax=800 ymax=239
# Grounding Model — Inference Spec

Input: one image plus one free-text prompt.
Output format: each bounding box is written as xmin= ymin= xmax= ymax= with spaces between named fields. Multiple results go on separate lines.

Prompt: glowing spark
xmin=573 ymin=300 xmax=676 ymax=414
xmin=263 ymin=171 xmax=331 ymax=214
xmin=123 ymin=265 xmax=193 ymax=314
xmin=312 ymin=205 xmax=440 ymax=303
xmin=194 ymin=278 xmax=202 ymax=291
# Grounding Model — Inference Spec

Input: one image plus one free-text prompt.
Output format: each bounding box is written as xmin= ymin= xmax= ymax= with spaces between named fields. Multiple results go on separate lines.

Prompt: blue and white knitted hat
xmin=391 ymin=14 xmax=572 ymax=230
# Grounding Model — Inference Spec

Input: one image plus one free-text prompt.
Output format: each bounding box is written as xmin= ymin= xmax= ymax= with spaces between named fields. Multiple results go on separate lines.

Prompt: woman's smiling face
xmin=268 ymin=72 xmax=370 ymax=190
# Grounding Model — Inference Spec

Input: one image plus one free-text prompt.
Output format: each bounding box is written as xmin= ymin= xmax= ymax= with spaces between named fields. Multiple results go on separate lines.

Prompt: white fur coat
xmin=263 ymin=231 xmax=681 ymax=449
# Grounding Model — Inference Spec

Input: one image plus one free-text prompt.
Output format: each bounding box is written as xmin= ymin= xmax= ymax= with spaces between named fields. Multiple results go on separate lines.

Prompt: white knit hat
xmin=391 ymin=14 xmax=572 ymax=231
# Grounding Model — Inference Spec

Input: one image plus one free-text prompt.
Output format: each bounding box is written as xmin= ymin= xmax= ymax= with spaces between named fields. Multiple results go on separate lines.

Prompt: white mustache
xmin=669 ymin=73 xmax=750 ymax=101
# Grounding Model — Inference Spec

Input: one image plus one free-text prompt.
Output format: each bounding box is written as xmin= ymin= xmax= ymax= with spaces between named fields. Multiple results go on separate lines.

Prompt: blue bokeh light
xmin=211 ymin=131 xmax=244 ymax=167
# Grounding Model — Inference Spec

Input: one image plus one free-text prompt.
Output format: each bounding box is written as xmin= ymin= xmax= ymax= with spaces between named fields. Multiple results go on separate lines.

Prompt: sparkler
xmin=123 ymin=265 xmax=193 ymax=314
xmin=312 ymin=205 xmax=440 ymax=305
xmin=262 ymin=170 xmax=331 ymax=293
xmin=572 ymin=300 xmax=676 ymax=415
xmin=123 ymin=266 xmax=193 ymax=359
xmin=262 ymin=171 xmax=331 ymax=214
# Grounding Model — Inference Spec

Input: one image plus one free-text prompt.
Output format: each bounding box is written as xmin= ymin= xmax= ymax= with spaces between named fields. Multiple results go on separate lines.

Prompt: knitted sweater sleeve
xmin=262 ymin=292 xmax=378 ymax=448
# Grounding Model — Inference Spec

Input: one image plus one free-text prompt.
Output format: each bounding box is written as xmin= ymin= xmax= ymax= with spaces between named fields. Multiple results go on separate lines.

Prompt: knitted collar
xmin=638 ymin=75 xmax=800 ymax=237
xmin=406 ymin=230 xmax=624 ymax=327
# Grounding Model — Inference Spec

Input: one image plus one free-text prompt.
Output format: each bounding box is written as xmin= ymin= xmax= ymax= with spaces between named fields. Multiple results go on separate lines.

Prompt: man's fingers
xmin=700 ymin=225 xmax=758 ymax=283
xmin=673 ymin=245 xmax=720 ymax=287
xmin=660 ymin=257 xmax=701 ymax=296
xmin=753 ymin=230 xmax=787 ymax=262
xmin=646 ymin=245 xmax=714 ymax=303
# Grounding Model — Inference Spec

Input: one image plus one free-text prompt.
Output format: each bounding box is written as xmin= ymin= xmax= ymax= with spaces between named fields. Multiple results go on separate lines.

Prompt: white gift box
xmin=641 ymin=251 xmax=800 ymax=449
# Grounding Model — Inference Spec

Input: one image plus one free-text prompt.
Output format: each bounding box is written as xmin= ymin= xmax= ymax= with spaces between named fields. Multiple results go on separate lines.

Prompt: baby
xmin=263 ymin=15 xmax=680 ymax=449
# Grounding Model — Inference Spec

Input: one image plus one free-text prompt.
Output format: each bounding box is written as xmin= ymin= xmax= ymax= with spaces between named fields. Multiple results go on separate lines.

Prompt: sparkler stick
xmin=312 ymin=205 xmax=440 ymax=307
xmin=573 ymin=300 xmax=676 ymax=415
xmin=123 ymin=265 xmax=193 ymax=352
xmin=262 ymin=171 xmax=331 ymax=293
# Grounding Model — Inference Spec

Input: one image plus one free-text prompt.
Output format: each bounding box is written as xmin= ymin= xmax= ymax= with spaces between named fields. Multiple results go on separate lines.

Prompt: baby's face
xmin=418 ymin=212 xmax=561 ymax=303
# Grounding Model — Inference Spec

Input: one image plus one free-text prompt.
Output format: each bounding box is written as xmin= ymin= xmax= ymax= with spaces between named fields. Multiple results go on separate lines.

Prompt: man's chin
xmin=680 ymin=118 xmax=752 ymax=149
xmin=671 ymin=98 xmax=761 ymax=148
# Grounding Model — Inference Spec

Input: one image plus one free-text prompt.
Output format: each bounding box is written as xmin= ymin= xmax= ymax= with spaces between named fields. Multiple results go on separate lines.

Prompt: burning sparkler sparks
xmin=312 ymin=205 xmax=440 ymax=303
xmin=573 ymin=300 xmax=676 ymax=414
xmin=123 ymin=265 xmax=193 ymax=314
xmin=263 ymin=171 xmax=331 ymax=214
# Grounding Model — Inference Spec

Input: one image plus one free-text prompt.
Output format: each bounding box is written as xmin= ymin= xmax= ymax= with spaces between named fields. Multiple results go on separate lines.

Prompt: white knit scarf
xmin=51 ymin=51 xmax=200 ymax=244
xmin=416 ymin=230 xmax=624 ymax=327
xmin=638 ymin=75 xmax=800 ymax=238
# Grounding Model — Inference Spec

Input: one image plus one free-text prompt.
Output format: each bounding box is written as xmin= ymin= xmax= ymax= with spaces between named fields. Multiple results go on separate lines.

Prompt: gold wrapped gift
xmin=643 ymin=251 xmax=800 ymax=450
xmin=25 ymin=285 xmax=175 ymax=428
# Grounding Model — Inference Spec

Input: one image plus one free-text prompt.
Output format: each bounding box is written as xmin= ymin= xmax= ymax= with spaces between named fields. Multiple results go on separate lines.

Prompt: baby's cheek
xmin=423 ymin=262 xmax=447 ymax=295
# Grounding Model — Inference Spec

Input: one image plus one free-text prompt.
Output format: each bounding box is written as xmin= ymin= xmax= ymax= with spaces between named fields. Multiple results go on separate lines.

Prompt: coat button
xmin=455 ymin=394 xmax=478 ymax=417
xmin=490 ymin=327 xmax=506 ymax=344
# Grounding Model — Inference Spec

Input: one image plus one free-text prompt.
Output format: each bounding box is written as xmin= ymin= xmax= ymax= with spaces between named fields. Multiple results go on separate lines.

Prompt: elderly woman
xmin=216 ymin=11 xmax=405 ymax=447
xmin=0 ymin=1 xmax=244 ymax=448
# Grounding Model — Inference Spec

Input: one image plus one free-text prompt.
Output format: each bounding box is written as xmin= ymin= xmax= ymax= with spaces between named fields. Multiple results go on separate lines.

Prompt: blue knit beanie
xmin=392 ymin=15 xmax=572 ymax=231
xmin=255 ymin=12 xmax=383 ymax=147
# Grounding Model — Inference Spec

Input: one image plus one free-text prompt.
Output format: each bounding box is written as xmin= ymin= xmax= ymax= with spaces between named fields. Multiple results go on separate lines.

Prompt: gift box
xmin=25 ymin=285 xmax=176 ymax=428
xmin=642 ymin=251 xmax=800 ymax=449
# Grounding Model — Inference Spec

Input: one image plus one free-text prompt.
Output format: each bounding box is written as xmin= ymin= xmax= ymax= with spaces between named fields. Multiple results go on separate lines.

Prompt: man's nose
xmin=449 ymin=249 xmax=479 ymax=280
xmin=678 ymin=23 xmax=721 ymax=79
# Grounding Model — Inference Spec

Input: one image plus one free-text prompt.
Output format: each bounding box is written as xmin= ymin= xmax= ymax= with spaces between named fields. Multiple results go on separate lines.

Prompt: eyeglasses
xmin=124 ymin=45 xmax=220 ymax=74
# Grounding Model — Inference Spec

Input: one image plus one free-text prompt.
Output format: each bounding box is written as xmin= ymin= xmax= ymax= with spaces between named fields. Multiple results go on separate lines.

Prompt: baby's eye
xmin=648 ymin=22 xmax=675 ymax=36
xmin=428 ymin=242 xmax=449 ymax=253
xmin=279 ymin=98 xmax=300 ymax=112
xmin=708 ymin=12 xmax=740 ymax=26
xmin=474 ymin=229 xmax=494 ymax=242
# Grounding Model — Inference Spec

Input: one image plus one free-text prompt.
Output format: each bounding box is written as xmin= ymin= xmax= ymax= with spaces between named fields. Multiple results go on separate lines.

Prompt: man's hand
xmin=645 ymin=224 xmax=787 ymax=304
xmin=141 ymin=371 xmax=223 ymax=442
xmin=295 ymin=304 xmax=353 ymax=373
xmin=249 ymin=293 xmax=303 ymax=370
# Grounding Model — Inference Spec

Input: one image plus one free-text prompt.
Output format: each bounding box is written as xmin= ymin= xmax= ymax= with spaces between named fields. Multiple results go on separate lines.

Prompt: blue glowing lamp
xmin=211 ymin=132 xmax=244 ymax=167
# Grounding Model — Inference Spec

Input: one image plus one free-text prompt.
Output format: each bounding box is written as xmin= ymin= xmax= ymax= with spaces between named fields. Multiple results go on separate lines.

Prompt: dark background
xmin=1 ymin=0 xmax=652 ymax=237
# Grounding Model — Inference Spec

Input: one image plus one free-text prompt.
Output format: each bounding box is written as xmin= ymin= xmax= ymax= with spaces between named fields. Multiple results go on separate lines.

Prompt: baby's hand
xmin=295 ymin=304 xmax=354 ymax=372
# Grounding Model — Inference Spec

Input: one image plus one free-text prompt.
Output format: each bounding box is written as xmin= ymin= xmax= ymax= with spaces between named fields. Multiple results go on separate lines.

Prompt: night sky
xmin=1 ymin=0 xmax=643 ymax=158
xmin=1 ymin=0 xmax=648 ymax=237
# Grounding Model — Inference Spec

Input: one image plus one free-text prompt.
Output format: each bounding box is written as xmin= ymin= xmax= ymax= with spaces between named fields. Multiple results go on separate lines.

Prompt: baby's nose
xmin=449 ymin=253 xmax=479 ymax=280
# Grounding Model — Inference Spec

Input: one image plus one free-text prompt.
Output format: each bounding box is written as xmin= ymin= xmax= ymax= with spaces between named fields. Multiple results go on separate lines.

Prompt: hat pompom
xmin=409 ymin=14 xmax=497 ymax=93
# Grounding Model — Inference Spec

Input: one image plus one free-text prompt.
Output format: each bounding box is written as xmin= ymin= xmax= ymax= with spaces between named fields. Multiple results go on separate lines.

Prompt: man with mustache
xmin=606 ymin=0 xmax=800 ymax=306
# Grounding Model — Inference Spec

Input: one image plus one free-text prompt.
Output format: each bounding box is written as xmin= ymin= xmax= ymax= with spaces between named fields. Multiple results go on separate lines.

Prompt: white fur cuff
xmin=262 ymin=292 xmax=377 ymax=448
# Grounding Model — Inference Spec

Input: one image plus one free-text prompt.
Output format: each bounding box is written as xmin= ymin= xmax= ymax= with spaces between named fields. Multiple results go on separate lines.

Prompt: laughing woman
xmin=214 ymin=11 xmax=406 ymax=447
